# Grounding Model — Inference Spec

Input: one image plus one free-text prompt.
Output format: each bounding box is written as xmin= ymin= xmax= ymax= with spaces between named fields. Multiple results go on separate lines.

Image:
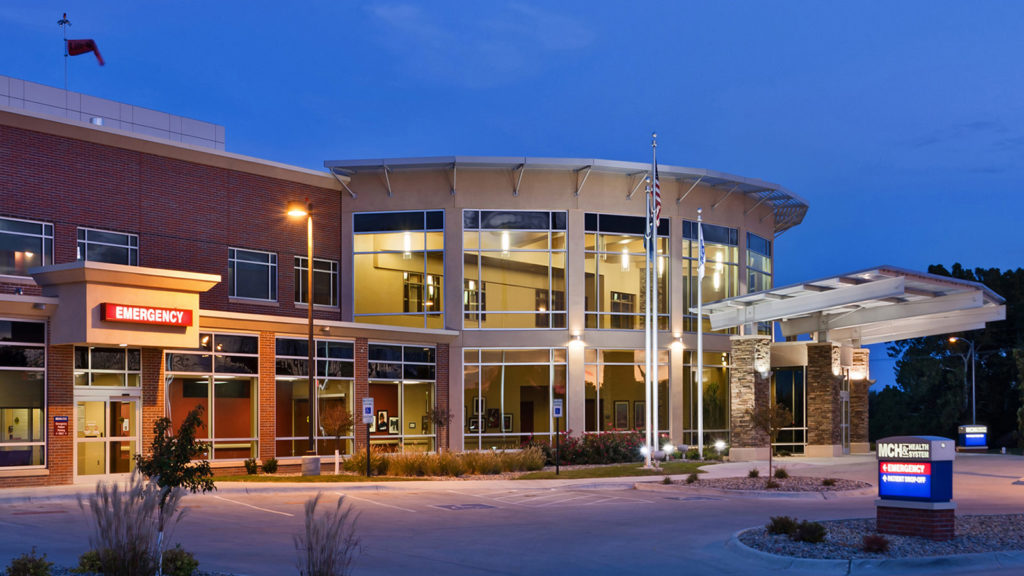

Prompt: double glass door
xmin=76 ymin=395 xmax=140 ymax=477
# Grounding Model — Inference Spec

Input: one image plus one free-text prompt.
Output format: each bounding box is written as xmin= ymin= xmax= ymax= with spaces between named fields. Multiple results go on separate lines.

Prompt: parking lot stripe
xmin=213 ymin=496 xmax=294 ymax=517
xmin=337 ymin=492 xmax=417 ymax=513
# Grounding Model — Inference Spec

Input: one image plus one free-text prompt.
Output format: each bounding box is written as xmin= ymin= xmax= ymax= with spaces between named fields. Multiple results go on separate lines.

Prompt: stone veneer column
xmin=353 ymin=338 xmax=369 ymax=451
xmin=728 ymin=336 xmax=771 ymax=461
xmin=806 ymin=343 xmax=843 ymax=457
xmin=849 ymin=347 xmax=871 ymax=453
xmin=258 ymin=331 xmax=276 ymax=461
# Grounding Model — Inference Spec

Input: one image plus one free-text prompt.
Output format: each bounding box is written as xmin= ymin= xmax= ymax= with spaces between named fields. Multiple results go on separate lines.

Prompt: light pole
xmin=288 ymin=200 xmax=317 ymax=459
xmin=948 ymin=336 xmax=976 ymax=424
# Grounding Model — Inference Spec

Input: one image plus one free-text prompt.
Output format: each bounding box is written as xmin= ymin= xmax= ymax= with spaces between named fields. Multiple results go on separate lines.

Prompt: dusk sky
xmin=4 ymin=2 xmax=1022 ymax=384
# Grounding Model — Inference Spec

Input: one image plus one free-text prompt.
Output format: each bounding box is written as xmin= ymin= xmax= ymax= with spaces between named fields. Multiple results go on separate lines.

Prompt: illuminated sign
xmin=102 ymin=303 xmax=192 ymax=327
xmin=877 ymin=442 xmax=930 ymax=460
xmin=879 ymin=460 xmax=933 ymax=499
xmin=958 ymin=424 xmax=988 ymax=448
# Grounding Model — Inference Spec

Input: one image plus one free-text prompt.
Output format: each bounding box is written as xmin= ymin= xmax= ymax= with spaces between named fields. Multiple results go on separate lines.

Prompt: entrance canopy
xmin=700 ymin=266 xmax=1006 ymax=346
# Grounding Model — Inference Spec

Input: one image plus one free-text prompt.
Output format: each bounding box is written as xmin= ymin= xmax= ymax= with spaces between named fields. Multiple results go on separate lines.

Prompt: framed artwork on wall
xmin=614 ymin=401 xmax=629 ymax=430
xmin=376 ymin=410 xmax=388 ymax=432
xmin=634 ymin=401 xmax=645 ymax=430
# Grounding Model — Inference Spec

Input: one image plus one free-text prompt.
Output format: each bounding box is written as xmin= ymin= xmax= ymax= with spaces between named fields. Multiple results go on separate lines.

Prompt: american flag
xmin=651 ymin=162 xmax=661 ymax=223
xmin=698 ymin=221 xmax=706 ymax=280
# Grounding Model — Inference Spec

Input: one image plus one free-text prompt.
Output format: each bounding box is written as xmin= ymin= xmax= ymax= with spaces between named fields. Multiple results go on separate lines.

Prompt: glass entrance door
xmin=76 ymin=396 xmax=139 ymax=477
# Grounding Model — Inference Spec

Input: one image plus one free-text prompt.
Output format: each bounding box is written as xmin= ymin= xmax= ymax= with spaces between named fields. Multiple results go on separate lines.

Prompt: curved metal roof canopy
xmin=324 ymin=156 xmax=809 ymax=235
xmin=698 ymin=266 xmax=1006 ymax=346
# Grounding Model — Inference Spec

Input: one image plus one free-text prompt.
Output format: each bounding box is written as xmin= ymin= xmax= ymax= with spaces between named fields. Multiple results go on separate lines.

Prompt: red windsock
xmin=67 ymin=39 xmax=104 ymax=66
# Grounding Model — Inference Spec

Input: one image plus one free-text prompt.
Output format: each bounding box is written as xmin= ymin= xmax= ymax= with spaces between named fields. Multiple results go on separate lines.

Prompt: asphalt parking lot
xmin=1 ymin=453 xmax=1022 ymax=575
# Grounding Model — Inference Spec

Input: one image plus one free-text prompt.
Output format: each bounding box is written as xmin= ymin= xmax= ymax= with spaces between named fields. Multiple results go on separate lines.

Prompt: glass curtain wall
xmin=74 ymin=347 xmax=140 ymax=387
xmin=463 ymin=348 xmax=567 ymax=450
xmin=463 ymin=210 xmax=567 ymax=329
xmin=353 ymin=210 xmax=445 ymax=329
xmin=747 ymin=233 xmax=773 ymax=336
xmin=583 ymin=349 xmax=668 ymax=435
xmin=681 ymin=351 xmax=731 ymax=446
xmin=772 ymin=367 xmax=806 ymax=454
xmin=0 ymin=320 xmax=45 ymax=468
xmin=683 ymin=221 xmax=739 ymax=333
xmin=165 ymin=333 xmax=259 ymax=460
xmin=367 ymin=344 xmax=436 ymax=452
xmin=275 ymin=338 xmax=354 ymax=457
xmin=584 ymin=214 xmax=669 ymax=330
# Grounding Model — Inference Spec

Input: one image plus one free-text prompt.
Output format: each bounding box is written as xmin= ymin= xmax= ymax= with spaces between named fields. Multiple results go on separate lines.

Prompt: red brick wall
xmin=353 ymin=338 xmax=369 ymax=450
xmin=0 ymin=123 xmax=341 ymax=323
xmin=140 ymin=347 xmax=165 ymax=456
xmin=877 ymin=505 xmax=955 ymax=540
xmin=258 ymin=331 xmax=276 ymax=460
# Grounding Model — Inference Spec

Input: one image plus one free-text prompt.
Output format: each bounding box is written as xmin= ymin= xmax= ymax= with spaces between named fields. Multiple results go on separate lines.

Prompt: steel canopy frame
xmin=696 ymin=266 xmax=1006 ymax=346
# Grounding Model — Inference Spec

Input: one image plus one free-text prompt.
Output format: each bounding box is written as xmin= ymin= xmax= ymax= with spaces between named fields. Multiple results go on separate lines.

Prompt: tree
xmin=748 ymin=399 xmax=793 ymax=478
xmin=882 ymin=264 xmax=1024 ymax=445
xmin=135 ymin=405 xmax=215 ymax=576
xmin=425 ymin=407 xmax=454 ymax=453
xmin=319 ymin=403 xmax=354 ymax=454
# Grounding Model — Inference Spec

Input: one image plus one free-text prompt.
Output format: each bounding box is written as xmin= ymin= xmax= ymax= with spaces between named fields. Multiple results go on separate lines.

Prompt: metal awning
xmin=323 ymin=156 xmax=809 ymax=235
xmin=697 ymin=266 xmax=1006 ymax=346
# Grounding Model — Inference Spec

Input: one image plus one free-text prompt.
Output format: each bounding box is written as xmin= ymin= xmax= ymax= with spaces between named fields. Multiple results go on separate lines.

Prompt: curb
xmin=633 ymin=481 xmax=876 ymax=500
xmin=727 ymin=528 xmax=1024 ymax=574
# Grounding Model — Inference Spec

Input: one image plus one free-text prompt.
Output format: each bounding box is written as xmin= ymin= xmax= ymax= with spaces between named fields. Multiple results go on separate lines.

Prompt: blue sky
xmin=3 ymin=2 xmax=1022 ymax=384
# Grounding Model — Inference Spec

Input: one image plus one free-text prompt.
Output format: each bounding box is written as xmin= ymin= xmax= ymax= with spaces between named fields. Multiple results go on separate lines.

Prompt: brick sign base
xmin=876 ymin=503 xmax=955 ymax=540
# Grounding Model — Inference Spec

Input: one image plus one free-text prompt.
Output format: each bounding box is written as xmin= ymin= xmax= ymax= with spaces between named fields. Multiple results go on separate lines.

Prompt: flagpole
xmin=643 ymin=159 xmax=653 ymax=468
xmin=650 ymin=134 xmax=659 ymax=456
xmin=58 ymin=13 xmax=70 ymax=94
xmin=696 ymin=207 xmax=704 ymax=459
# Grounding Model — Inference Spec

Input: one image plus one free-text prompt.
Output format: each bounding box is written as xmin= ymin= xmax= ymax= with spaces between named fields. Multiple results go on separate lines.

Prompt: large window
xmin=74 ymin=347 xmax=141 ymax=387
xmin=275 ymin=338 xmax=354 ymax=456
xmin=77 ymin=228 xmax=138 ymax=266
xmin=295 ymin=256 xmax=339 ymax=307
xmin=584 ymin=214 xmax=668 ymax=330
xmin=463 ymin=348 xmax=566 ymax=450
xmin=583 ymin=349 xmax=668 ymax=436
xmin=683 ymin=221 xmax=738 ymax=333
xmin=747 ymin=233 xmax=773 ymax=336
xmin=0 ymin=217 xmax=52 ymax=276
xmin=353 ymin=211 xmax=444 ymax=329
xmin=0 ymin=320 xmax=46 ymax=468
xmin=772 ymin=367 xmax=806 ymax=454
xmin=463 ymin=210 xmax=566 ymax=329
xmin=682 ymin=351 xmax=731 ymax=447
xmin=165 ymin=333 xmax=259 ymax=460
xmin=228 ymin=248 xmax=277 ymax=301
xmin=367 ymin=344 xmax=436 ymax=452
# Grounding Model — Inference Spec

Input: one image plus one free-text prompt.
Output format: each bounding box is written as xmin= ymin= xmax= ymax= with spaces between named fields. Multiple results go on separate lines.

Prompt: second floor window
xmin=229 ymin=248 xmax=277 ymax=301
xmin=295 ymin=256 xmax=338 ymax=307
xmin=0 ymin=217 xmax=52 ymax=276
xmin=77 ymin=228 xmax=138 ymax=266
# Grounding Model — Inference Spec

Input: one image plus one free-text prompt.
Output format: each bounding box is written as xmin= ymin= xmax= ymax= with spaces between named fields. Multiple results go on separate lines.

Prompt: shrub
xmin=5 ymin=546 xmax=53 ymax=576
xmin=861 ymin=533 xmax=890 ymax=553
xmin=764 ymin=479 xmax=780 ymax=489
xmin=244 ymin=457 xmax=259 ymax=475
xmin=685 ymin=448 xmax=701 ymax=460
xmin=522 ymin=431 xmax=643 ymax=465
xmin=822 ymin=478 xmax=836 ymax=487
xmin=662 ymin=476 xmax=673 ymax=485
xmin=73 ymin=550 xmax=103 ymax=574
xmin=774 ymin=467 xmax=789 ymax=479
xmin=262 ymin=457 xmax=279 ymax=474
xmin=748 ymin=468 xmax=760 ymax=478
xmin=766 ymin=515 xmax=799 ymax=535
xmin=793 ymin=520 xmax=827 ymax=543
xmin=462 ymin=451 xmax=503 ymax=475
xmin=343 ymin=448 xmax=388 ymax=476
xmin=437 ymin=451 xmax=467 ymax=476
xmin=295 ymin=493 xmax=360 ymax=576
xmin=686 ymin=473 xmax=699 ymax=484
xmin=162 ymin=544 xmax=199 ymax=576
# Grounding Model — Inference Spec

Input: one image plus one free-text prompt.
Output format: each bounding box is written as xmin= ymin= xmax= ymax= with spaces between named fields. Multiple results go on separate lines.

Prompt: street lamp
xmin=288 ymin=200 xmax=317 ymax=459
xmin=948 ymin=336 xmax=976 ymax=424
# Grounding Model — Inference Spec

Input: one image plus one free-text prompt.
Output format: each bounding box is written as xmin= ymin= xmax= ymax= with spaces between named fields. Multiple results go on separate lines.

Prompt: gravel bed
xmin=675 ymin=475 xmax=872 ymax=492
xmin=739 ymin=515 xmax=1024 ymax=559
